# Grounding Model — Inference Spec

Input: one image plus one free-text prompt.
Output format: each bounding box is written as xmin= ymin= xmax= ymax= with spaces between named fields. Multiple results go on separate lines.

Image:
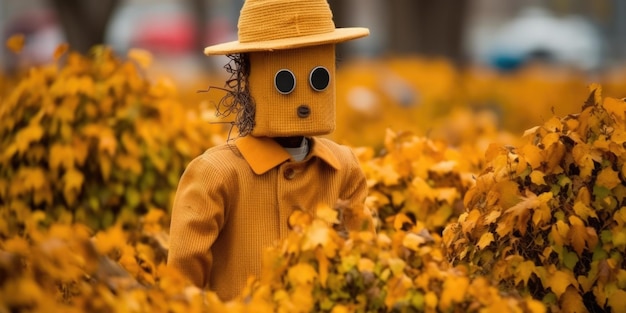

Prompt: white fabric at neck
xmin=284 ymin=137 xmax=309 ymax=162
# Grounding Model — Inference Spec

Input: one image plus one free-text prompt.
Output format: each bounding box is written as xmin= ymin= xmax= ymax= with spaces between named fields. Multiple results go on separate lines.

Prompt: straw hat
xmin=204 ymin=0 xmax=369 ymax=55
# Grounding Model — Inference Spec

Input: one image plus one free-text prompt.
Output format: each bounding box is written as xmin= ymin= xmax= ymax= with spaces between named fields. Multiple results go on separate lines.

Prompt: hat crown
xmin=238 ymin=0 xmax=336 ymax=44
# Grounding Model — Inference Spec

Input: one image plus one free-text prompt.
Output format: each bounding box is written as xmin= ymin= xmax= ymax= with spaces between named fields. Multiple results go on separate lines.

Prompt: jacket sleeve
xmin=341 ymin=149 xmax=375 ymax=232
xmin=167 ymin=155 xmax=226 ymax=289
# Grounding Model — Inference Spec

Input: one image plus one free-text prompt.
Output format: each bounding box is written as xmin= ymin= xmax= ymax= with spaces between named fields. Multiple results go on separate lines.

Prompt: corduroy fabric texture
xmin=249 ymin=44 xmax=335 ymax=137
xmin=167 ymin=136 xmax=372 ymax=301
xmin=203 ymin=0 xmax=369 ymax=54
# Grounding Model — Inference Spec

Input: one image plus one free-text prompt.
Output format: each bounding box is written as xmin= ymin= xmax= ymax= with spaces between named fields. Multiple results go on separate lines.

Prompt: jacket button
xmin=284 ymin=168 xmax=295 ymax=179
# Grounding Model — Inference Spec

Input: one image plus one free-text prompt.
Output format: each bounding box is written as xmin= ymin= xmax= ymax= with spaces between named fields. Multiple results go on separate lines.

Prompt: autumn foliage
xmin=2 ymin=38 xmax=626 ymax=312
xmin=0 ymin=45 xmax=220 ymax=231
xmin=443 ymin=84 xmax=626 ymax=312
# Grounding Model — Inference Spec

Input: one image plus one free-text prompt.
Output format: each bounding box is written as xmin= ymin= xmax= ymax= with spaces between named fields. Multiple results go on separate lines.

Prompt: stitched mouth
xmin=297 ymin=105 xmax=310 ymax=118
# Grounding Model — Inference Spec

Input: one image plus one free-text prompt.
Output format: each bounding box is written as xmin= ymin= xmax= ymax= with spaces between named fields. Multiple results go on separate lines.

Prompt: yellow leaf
xmin=302 ymin=220 xmax=338 ymax=258
xmin=543 ymin=140 xmax=565 ymax=172
xmin=573 ymin=201 xmax=597 ymax=222
xmin=116 ymin=154 xmax=143 ymax=174
xmin=63 ymin=168 xmax=84 ymax=205
xmin=542 ymin=132 xmax=561 ymax=148
xmin=496 ymin=180 xmax=522 ymax=209
xmin=436 ymin=187 xmax=458 ymax=205
xmin=315 ymin=247 xmax=329 ymax=287
xmin=331 ymin=305 xmax=349 ymax=313
xmin=376 ymin=163 xmax=400 ymax=187
xmin=121 ymin=132 xmax=141 ymax=157
xmin=530 ymin=170 xmax=547 ymax=185
xmin=2 ymin=236 xmax=31 ymax=255
xmin=608 ymin=289 xmax=626 ymax=311
xmin=569 ymin=215 xmax=584 ymax=226
xmin=93 ymin=224 xmax=126 ymax=254
xmin=15 ymin=123 xmax=44 ymax=153
xmin=588 ymin=83 xmax=603 ymax=105
xmin=439 ymin=275 xmax=469 ymax=310
xmin=569 ymin=224 xmax=587 ymax=255
xmin=552 ymin=220 xmax=570 ymax=247
xmin=532 ymin=202 xmax=551 ymax=227
xmin=6 ymin=33 xmax=25 ymax=53
xmin=542 ymin=116 xmax=562 ymax=132
xmin=49 ymin=144 xmax=75 ymax=170
xmin=424 ymin=291 xmax=438 ymax=310
xmin=585 ymin=227 xmax=599 ymax=250
xmin=546 ymin=270 xmax=578 ymax=297
xmin=501 ymin=191 xmax=550 ymax=235
xmin=603 ymin=97 xmax=626 ymax=124
xmin=476 ymin=232 xmax=494 ymax=250
xmin=485 ymin=143 xmax=505 ymax=163
xmin=484 ymin=210 xmax=501 ymax=225
xmin=100 ymin=154 xmax=112 ymax=181
xmin=596 ymin=167 xmax=621 ymax=189
xmin=99 ymin=129 xmax=118 ymax=156
xmin=288 ymin=209 xmax=313 ymax=230
xmin=527 ymin=299 xmax=547 ymax=313
xmin=287 ymin=263 xmax=317 ymax=286
xmin=403 ymin=233 xmax=426 ymax=251
xmin=461 ymin=209 xmax=481 ymax=235
xmin=394 ymin=212 xmax=414 ymax=231
xmin=64 ymin=168 xmax=84 ymax=191
xmin=128 ymin=48 xmax=153 ymax=69
xmin=572 ymin=144 xmax=595 ymax=178
xmin=15 ymin=167 xmax=47 ymax=193
xmin=560 ymin=285 xmax=586 ymax=313
xmin=53 ymin=43 xmax=69 ymax=61
xmin=72 ymin=138 xmax=89 ymax=166
xmin=516 ymin=260 xmax=536 ymax=285
xmin=357 ymin=257 xmax=375 ymax=272
xmin=316 ymin=203 xmax=338 ymax=224
xmin=496 ymin=216 xmax=515 ymax=237
xmin=612 ymin=128 xmax=626 ymax=145
xmin=617 ymin=270 xmax=626 ymax=289
xmin=388 ymin=258 xmax=405 ymax=276
xmin=521 ymin=144 xmax=543 ymax=170
xmin=576 ymin=187 xmax=591 ymax=205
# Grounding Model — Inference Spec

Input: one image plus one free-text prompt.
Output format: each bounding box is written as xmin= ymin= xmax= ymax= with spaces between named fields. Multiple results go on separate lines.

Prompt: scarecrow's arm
xmin=339 ymin=150 xmax=375 ymax=233
xmin=167 ymin=156 xmax=225 ymax=289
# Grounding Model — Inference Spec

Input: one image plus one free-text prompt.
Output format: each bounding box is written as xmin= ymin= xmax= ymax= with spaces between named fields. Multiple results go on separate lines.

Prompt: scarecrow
xmin=168 ymin=0 xmax=373 ymax=301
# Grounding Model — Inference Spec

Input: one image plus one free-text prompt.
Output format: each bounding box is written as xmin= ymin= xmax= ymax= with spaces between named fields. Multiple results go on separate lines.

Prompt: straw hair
xmin=204 ymin=0 xmax=369 ymax=55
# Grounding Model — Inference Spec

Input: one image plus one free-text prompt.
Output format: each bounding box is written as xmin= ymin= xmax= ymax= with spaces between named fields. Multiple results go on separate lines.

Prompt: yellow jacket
xmin=167 ymin=136 xmax=371 ymax=300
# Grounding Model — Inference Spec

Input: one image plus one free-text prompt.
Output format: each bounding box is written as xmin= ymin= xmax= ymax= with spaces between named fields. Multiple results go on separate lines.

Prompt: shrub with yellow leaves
xmin=0 ymin=45 xmax=222 ymax=231
xmin=357 ymin=129 xmax=478 ymax=232
xmin=0 ymin=208 xmax=209 ymax=313
xmin=232 ymin=205 xmax=544 ymax=313
xmin=443 ymin=84 xmax=626 ymax=311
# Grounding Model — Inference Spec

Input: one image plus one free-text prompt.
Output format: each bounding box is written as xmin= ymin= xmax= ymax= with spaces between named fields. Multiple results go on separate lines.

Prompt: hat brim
xmin=204 ymin=27 xmax=369 ymax=55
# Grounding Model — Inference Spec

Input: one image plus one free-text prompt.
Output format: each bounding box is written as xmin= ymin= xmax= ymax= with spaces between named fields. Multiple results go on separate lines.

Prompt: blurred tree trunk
xmin=330 ymin=1 xmax=469 ymax=65
xmin=49 ymin=0 xmax=120 ymax=53
xmin=389 ymin=0 xmax=469 ymax=65
xmin=190 ymin=0 xmax=208 ymax=53
xmin=327 ymin=0 xmax=349 ymax=59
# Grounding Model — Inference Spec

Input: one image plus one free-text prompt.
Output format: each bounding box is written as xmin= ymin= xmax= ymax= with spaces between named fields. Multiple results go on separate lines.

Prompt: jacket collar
xmin=235 ymin=136 xmax=341 ymax=175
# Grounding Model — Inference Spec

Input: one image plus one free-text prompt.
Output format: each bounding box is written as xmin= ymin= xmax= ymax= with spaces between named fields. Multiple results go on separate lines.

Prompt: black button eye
xmin=275 ymin=69 xmax=296 ymax=94
xmin=309 ymin=66 xmax=330 ymax=91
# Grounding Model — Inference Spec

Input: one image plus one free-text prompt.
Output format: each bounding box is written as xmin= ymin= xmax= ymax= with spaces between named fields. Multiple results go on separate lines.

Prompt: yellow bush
xmin=443 ymin=85 xmax=626 ymax=311
xmin=0 ymin=46 xmax=222 ymax=231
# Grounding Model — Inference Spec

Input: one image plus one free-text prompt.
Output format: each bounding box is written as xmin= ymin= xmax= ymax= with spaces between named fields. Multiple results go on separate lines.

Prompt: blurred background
xmin=2 ymin=0 xmax=626 ymax=147
xmin=2 ymin=0 xmax=625 ymax=70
